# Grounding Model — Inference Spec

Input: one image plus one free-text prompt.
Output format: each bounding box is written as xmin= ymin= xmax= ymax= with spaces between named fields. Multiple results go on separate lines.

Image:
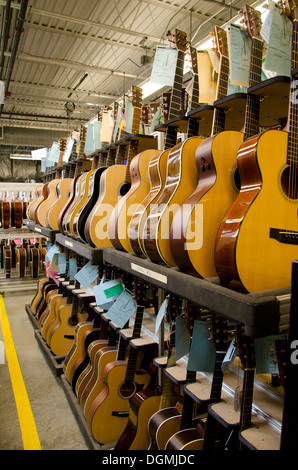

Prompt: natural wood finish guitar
xmin=36 ymin=139 xmax=66 ymax=227
xmin=215 ymin=4 xmax=297 ymax=292
xmin=84 ymin=144 xmax=127 ymax=247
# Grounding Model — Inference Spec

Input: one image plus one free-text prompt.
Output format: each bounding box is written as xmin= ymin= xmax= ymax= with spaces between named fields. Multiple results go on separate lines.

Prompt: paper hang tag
xmin=175 ymin=313 xmax=191 ymax=361
xmin=187 ymin=319 xmax=216 ymax=372
xmin=228 ymin=24 xmax=251 ymax=86
xmin=150 ymin=45 xmax=178 ymax=87
xmin=94 ymin=277 xmax=124 ymax=309
xmin=58 ymin=253 xmax=66 ymax=274
xmin=262 ymin=0 xmax=292 ymax=77
xmin=68 ymin=258 xmax=77 ymax=281
xmin=45 ymin=243 xmax=59 ymax=262
xmin=221 ymin=337 xmax=237 ymax=374
xmin=105 ymin=289 xmax=137 ymax=329
xmin=255 ymin=333 xmax=288 ymax=374
xmin=155 ymin=297 xmax=168 ymax=335
xmin=74 ymin=261 xmax=98 ymax=288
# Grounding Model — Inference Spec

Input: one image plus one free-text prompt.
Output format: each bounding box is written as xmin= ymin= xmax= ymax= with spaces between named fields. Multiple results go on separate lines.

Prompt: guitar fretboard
xmin=211 ymin=54 xmax=229 ymax=135
xmin=243 ymin=37 xmax=263 ymax=141
xmin=287 ymin=20 xmax=298 ymax=167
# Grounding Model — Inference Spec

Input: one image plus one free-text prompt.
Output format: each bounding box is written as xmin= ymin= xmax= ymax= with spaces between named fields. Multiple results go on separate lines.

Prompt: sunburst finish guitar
xmin=215 ymin=3 xmax=298 ymax=292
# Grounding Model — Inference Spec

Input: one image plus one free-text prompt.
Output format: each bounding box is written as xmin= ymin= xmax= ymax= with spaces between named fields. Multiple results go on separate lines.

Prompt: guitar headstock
xmin=282 ymin=0 xmax=298 ymax=21
xmin=112 ymin=101 xmax=119 ymax=121
xmin=59 ymin=138 xmax=67 ymax=152
xmin=214 ymin=26 xmax=229 ymax=58
xmin=243 ymin=4 xmax=263 ymax=40
xmin=188 ymin=44 xmax=198 ymax=74
xmin=168 ymin=29 xmax=187 ymax=52
xmin=129 ymin=85 xmax=143 ymax=108
xmin=141 ymin=105 xmax=149 ymax=124
xmin=211 ymin=316 xmax=228 ymax=352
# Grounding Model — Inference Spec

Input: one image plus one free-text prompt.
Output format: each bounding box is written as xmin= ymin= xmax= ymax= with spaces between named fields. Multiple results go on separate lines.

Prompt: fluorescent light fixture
xmin=10 ymin=154 xmax=33 ymax=160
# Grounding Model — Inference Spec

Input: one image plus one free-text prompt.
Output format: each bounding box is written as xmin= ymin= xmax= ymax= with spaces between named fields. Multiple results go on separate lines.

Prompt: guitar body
xmin=63 ymin=321 xmax=94 ymax=383
xmin=108 ymin=149 xmax=160 ymax=253
xmin=143 ymin=137 xmax=203 ymax=266
xmin=72 ymin=167 xmax=107 ymax=242
xmin=47 ymin=178 xmax=73 ymax=230
xmin=81 ymin=346 xmax=119 ymax=418
xmin=148 ymin=407 xmax=181 ymax=450
xmin=38 ymin=289 xmax=59 ymax=329
xmin=47 ymin=303 xmax=89 ymax=356
xmin=13 ymin=202 xmax=23 ymax=228
xmin=215 ymin=129 xmax=298 ymax=292
xmin=67 ymin=171 xmax=96 ymax=237
xmin=62 ymin=173 xmax=87 ymax=235
xmin=115 ymin=389 xmax=161 ymax=450
xmin=87 ymin=360 xmax=151 ymax=444
xmin=37 ymin=179 xmax=60 ymax=227
xmin=34 ymin=282 xmax=57 ymax=319
xmin=75 ymin=339 xmax=111 ymax=402
xmin=129 ymin=149 xmax=169 ymax=257
xmin=67 ymin=326 xmax=103 ymax=391
xmin=170 ymin=131 xmax=243 ymax=278
xmin=30 ymin=278 xmax=52 ymax=314
xmin=41 ymin=294 xmax=67 ymax=342
xmin=30 ymin=184 xmax=48 ymax=223
xmin=84 ymin=164 xmax=127 ymax=247
xmin=165 ymin=428 xmax=204 ymax=450
xmin=2 ymin=202 xmax=10 ymax=229
xmin=58 ymin=174 xmax=81 ymax=232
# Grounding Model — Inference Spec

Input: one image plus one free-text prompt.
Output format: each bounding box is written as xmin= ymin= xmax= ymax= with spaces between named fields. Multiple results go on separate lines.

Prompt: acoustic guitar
xmin=36 ymin=139 xmax=66 ymax=227
xmin=47 ymin=287 xmax=90 ymax=356
xmin=84 ymin=143 xmax=127 ymax=247
xmin=30 ymin=183 xmax=49 ymax=224
xmin=141 ymin=31 xmax=206 ymax=266
xmin=169 ymin=26 xmax=244 ymax=278
xmin=60 ymin=128 xmax=89 ymax=234
xmin=107 ymin=86 xmax=159 ymax=252
xmin=130 ymin=45 xmax=200 ymax=257
xmin=47 ymin=139 xmax=72 ymax=230
xmin=166 ymin=316 xmax=228 ymax=451
xmin=215 ymin=3 xmax=297 ymax=293
xmin=86 ymin=283 xmax=154 ymax=445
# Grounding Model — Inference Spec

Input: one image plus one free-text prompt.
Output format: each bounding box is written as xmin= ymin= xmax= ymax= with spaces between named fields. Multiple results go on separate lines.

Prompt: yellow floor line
xmin=0 ymin=294 xmax=41 ymax=450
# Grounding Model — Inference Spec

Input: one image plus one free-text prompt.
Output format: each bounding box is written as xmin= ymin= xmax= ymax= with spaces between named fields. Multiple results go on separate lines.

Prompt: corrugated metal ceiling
xmin=0 ymin=0 xmax=262 ymax=157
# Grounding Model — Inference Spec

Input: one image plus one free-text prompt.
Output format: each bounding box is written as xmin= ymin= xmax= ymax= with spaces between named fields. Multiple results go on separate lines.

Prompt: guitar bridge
xmin=111 ymin=411 xmax=130 ymax=418
xmin=270 ymin=228 xmax=298 ymax=245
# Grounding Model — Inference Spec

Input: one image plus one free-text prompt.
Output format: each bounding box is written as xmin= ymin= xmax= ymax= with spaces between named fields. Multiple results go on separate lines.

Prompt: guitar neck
xmin=168 ymin=49 xmax=185 ymax=120
xmin=124 ymin=140 xmax=138 ymax=183
xmin=211 ymin=55 xmax=230 ymax=135
xmin=243 ymin=37 xmax=263 ymax=140
xmin=287 ymin=20 xmax=298 ymax=167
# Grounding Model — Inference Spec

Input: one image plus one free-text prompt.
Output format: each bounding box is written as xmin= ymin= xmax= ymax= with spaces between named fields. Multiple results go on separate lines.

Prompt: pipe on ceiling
xmin=0 ymin=0 xmax=12 ymax=78
xmin=0 ymin=0 xmax=29 ymax=116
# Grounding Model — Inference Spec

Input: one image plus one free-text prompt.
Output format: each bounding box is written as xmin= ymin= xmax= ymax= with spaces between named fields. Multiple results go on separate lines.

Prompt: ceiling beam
xmin=14 ymin=52 xmax=143 ymax=79
xmin=27 ymin=22 xmax=154 ymax=53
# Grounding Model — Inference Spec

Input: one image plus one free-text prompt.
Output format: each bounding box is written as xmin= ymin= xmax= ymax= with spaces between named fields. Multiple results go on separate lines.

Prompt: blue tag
xmin=175 ymin=313 xmax=190 ymax=361
xmin=68 ymin=258 xmax=77 ymax=281
xmin=155 ymin=297 xmax=168 ymax=335
xmin=45 ymin=243 xmax=59 ymax=262
xmin=222 ymin=337 xmax=237 ymax=373
xmin=187 ymin=320 xmax=216 ymax=372
xmin=105 ymin=289 xmax=137 ymax=329
xmin=94 ymin=278 xmax=124 ymax=308
xmin=58 ymin=253 xmax=66 ymax=274
xmin=74 ymin=261 xmax=98 ymax=288
xmin=255 ymin=334 xmax=288 ymax=374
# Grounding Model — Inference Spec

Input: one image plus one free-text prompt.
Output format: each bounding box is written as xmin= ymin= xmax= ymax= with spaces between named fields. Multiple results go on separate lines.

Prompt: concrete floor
xmin=0 ymin=285 xmax=89 ymax=451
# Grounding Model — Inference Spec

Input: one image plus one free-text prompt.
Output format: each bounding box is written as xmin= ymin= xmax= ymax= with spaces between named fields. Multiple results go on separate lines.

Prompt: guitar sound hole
xmin=120 ymin=183 xmax=131 ymax=196
xmin=281 ymin=166 xmax=298 ymax=200
xmin=233 ymin=166 xmax=241 ymax=191
xmin=68 ymin=316 xmax=79 ymax=327
xmin=119 ymin=381 xmax=136 ymax=398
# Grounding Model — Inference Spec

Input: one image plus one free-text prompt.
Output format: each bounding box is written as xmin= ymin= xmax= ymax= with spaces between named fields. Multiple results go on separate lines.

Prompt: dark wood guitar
xmin=215 ymin=3 xmax=297 ymax=293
